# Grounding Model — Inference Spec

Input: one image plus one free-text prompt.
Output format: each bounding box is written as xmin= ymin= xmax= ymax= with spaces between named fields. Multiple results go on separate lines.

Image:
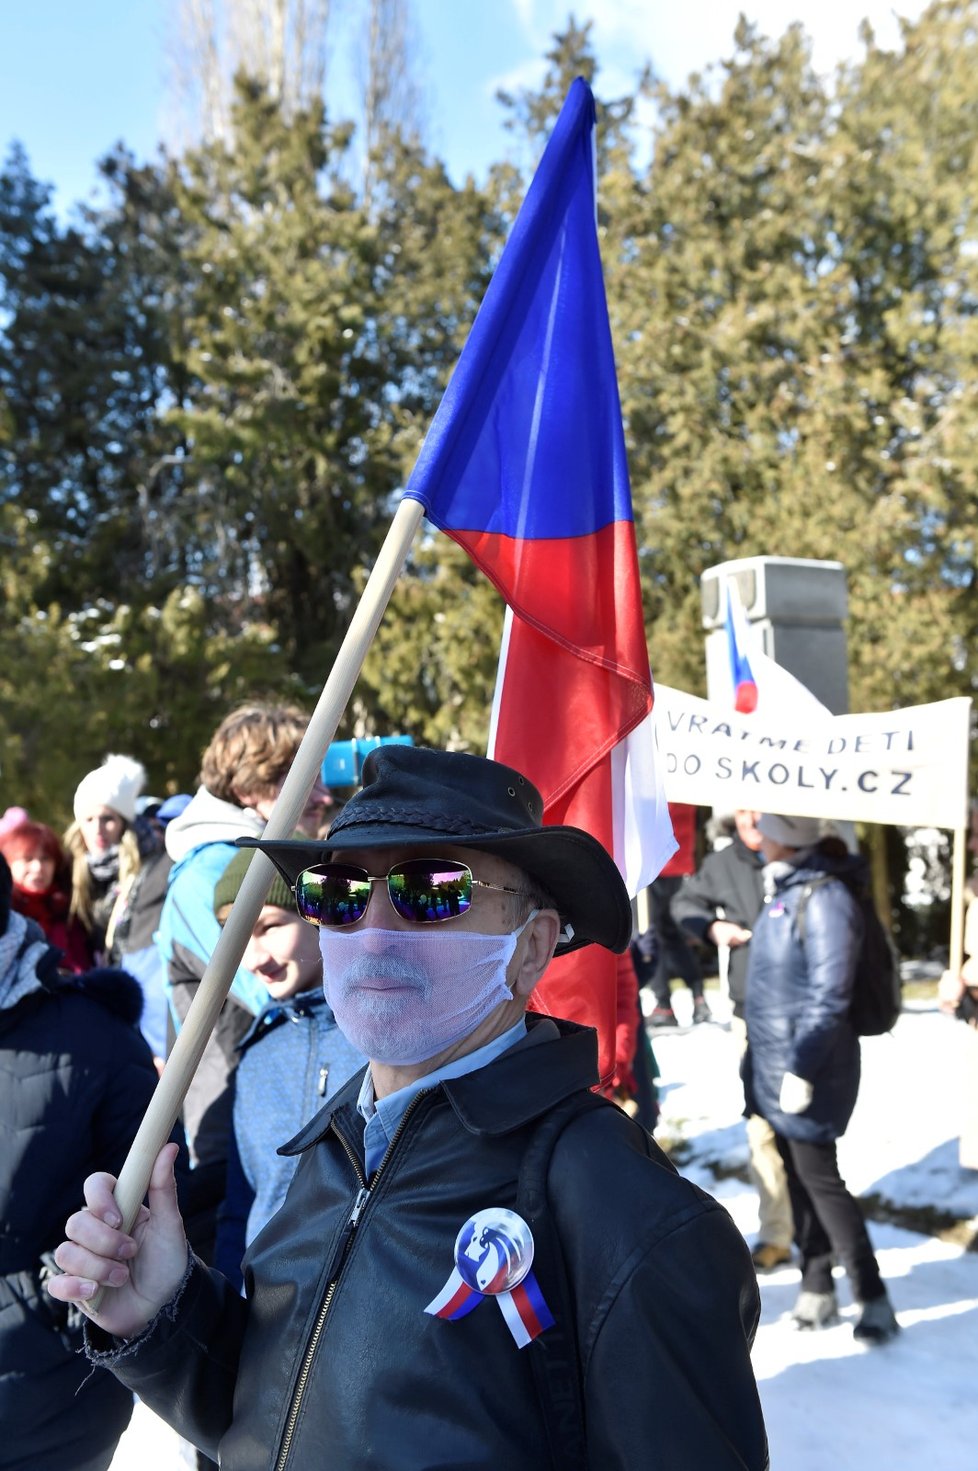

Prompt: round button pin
xmin=454 ymin=1208 xmax=535 ymax=1295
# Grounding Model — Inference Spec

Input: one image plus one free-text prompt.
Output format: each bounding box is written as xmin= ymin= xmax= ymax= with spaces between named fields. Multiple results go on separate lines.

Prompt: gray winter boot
xmin=791 ymin=1290 xmax=839 ymax=1329
xmin=853 ymin=1294 xmax=899 ymax=1345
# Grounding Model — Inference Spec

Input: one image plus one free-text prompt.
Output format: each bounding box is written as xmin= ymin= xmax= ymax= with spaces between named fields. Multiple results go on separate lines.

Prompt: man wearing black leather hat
xmin=49 ymin=745 xmax=768 ymax=1470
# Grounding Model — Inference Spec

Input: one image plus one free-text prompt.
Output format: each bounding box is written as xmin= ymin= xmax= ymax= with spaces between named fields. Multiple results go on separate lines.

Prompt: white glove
xmin=779 ymin=1072 xmax=814 ymax=1115
xmin=937 ymin=969 xmax=965 ymax=1013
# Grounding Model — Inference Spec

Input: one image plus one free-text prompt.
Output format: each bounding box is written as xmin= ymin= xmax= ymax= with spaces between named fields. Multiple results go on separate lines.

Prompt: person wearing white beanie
xmin=64 ymin=756 xmax=147 ymax=960
xmin=755 ymin=812 xmax=821 ymax=851
xmin=73 ymin=754 xmax=147 ymax=831
xmin=744 ymin=812 xmax=898 ymax=1344
xmin=63 ymin=754 xmax=175 ymax=1064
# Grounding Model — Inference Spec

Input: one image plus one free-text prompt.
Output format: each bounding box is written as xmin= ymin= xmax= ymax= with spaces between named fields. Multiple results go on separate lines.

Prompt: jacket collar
xmin=441 ymin=1016 xmax=598 ymax=1135
xmin=164 ymin=786 xmax=265 ymax=865
xmin=238 ymin=985 xmax=332 ymax=1053
xmin=0 ymin=912 xmax=55 ymax=1013
xmin=282 ymin=1014 xmax=599 ymax=1155
xmin=733 ymin=835 xmax=764 ymax=867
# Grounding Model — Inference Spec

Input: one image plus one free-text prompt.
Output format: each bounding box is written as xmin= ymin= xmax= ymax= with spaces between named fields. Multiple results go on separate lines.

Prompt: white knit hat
xmin=756 ymin=812 xmax=822 ymax=849
xmin=73 ymin=754 xmax=147 ymax=825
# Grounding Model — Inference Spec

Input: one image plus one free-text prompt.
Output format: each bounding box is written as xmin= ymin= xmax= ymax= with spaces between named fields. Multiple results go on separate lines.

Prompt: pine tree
xmin=157 ymin=80 xmax=391 ymax=683
xmin=608 ymin=5 xmax=978 ymax=712
xmin=160 ymin=75 xmax=499 ymax=698
xmin=0 ymin=145 xmax=176 ymax=610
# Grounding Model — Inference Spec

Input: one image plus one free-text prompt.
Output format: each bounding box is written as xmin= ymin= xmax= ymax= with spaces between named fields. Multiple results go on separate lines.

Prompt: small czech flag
xmin=725 ymin=582 xmax=759 ymax=714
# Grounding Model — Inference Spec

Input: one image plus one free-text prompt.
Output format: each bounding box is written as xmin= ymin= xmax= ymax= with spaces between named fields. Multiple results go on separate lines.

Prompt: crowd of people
xmin=2 ymin=710 xmax=973 ymax=1468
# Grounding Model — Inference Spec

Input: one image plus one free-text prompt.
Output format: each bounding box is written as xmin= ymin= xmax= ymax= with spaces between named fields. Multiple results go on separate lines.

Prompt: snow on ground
xmin=654 ymin=988 xmax=978 ymax=1471
xmin=110 ymin=992 xmax=978 ymax=1470
xmin=652 ymin=988 xmax=978 ymax=1228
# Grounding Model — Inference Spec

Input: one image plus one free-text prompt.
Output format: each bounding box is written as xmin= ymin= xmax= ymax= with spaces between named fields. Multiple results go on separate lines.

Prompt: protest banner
xmin=654 ymin=686 xmax=971 ymax=830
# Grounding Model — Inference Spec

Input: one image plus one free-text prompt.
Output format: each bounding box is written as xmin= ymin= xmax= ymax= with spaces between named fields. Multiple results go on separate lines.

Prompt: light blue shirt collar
xmin=356 ymin=1018 xmax=528 ymax=1179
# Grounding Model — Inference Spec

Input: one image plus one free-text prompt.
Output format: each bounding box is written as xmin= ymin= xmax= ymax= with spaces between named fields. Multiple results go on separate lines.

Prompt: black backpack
xmin=515 ymin=1092 xmax=601 ymax=1471
xmin=796 ymin=874 xmax=901 ymax=1036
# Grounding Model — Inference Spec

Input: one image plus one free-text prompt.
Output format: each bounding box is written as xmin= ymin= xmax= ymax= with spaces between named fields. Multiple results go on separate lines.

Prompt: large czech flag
xmin=403 ymin=79 xmax=675 ymax=1083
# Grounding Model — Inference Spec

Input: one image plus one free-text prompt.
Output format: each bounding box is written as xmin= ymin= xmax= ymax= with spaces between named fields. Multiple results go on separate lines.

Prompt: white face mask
xmin=318 ymin=914 xmax=537 ymax=1066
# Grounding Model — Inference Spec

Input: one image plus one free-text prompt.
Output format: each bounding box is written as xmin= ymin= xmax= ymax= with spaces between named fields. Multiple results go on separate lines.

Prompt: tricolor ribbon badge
xmin=424 ymin=1207 xmax=555 ymax=1349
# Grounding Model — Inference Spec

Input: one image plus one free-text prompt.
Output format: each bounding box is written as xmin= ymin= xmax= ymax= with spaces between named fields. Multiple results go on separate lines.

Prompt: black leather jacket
xmin=91 ymin=1018 xmax=768 ymax=1470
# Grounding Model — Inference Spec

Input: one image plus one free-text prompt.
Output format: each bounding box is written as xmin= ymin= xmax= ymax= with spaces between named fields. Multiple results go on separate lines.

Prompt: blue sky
xmin=0 ymin=1 xmax=926 ymax=213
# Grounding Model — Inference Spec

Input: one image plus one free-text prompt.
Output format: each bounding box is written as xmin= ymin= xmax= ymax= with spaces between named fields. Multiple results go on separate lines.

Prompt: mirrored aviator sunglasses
xmin=293 ymin=859 xmax=521 ymax=927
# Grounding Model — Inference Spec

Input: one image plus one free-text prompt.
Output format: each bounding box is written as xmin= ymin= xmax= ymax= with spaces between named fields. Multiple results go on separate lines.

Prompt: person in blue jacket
xmin=156 ymin=702 xmax=332 ymax=1262
xmin=744 ymin=812 xmax=898 ymax=1343
xmin=211 ymin=847 xmax=364 ymax=1287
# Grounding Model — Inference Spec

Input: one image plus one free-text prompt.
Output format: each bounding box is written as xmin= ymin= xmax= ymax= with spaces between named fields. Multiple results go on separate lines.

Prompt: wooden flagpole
xmin=89 ymin=497 xmax=424 ymax=1310
xmin=949 ymin=823 xmax=967 ymax=979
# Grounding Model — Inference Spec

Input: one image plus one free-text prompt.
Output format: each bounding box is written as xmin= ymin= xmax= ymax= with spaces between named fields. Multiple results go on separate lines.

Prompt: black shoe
xmin=692 ymin=997 xmax=713 ymax=1025
xmin=649 ymin=1007 xmax=678 ymax=1028
xmin=853 ymin=1295 xmax=899 ymax=1345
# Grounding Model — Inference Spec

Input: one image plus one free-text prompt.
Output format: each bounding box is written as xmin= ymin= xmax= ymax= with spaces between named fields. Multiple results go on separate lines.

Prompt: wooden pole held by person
xmin=949 ymin=823 xmax=967 ymax=979
xmin=88 ymin=496 xmax=425 ymax=1313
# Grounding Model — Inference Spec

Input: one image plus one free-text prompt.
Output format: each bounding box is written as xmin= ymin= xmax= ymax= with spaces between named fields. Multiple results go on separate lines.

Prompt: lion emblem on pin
xmin=454 ymin=1208 xmax=534 ymax=1296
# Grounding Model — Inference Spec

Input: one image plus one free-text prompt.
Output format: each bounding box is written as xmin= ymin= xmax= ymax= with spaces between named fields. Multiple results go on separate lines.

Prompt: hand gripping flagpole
xmin=88 ymin=495 xmax=424 ymax=1312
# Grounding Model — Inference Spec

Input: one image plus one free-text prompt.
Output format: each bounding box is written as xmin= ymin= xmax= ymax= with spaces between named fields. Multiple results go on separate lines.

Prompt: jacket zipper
xmin=273 ymin=1090 xmax=430 ymax=1470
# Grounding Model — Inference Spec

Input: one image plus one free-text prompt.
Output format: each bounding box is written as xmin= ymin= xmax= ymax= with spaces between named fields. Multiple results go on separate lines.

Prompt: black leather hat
xmin=241 ymin=745 xmax=631 ymax=955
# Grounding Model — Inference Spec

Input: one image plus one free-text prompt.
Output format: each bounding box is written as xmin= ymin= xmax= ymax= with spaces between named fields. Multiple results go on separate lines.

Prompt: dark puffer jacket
xmin=89 ymin=1018 xmax=768 ymax=1470
xmin=744 ymin=849 xmax=865 ymax=1143
xmin=0 ymin=925 xmax=161 ymax=1471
